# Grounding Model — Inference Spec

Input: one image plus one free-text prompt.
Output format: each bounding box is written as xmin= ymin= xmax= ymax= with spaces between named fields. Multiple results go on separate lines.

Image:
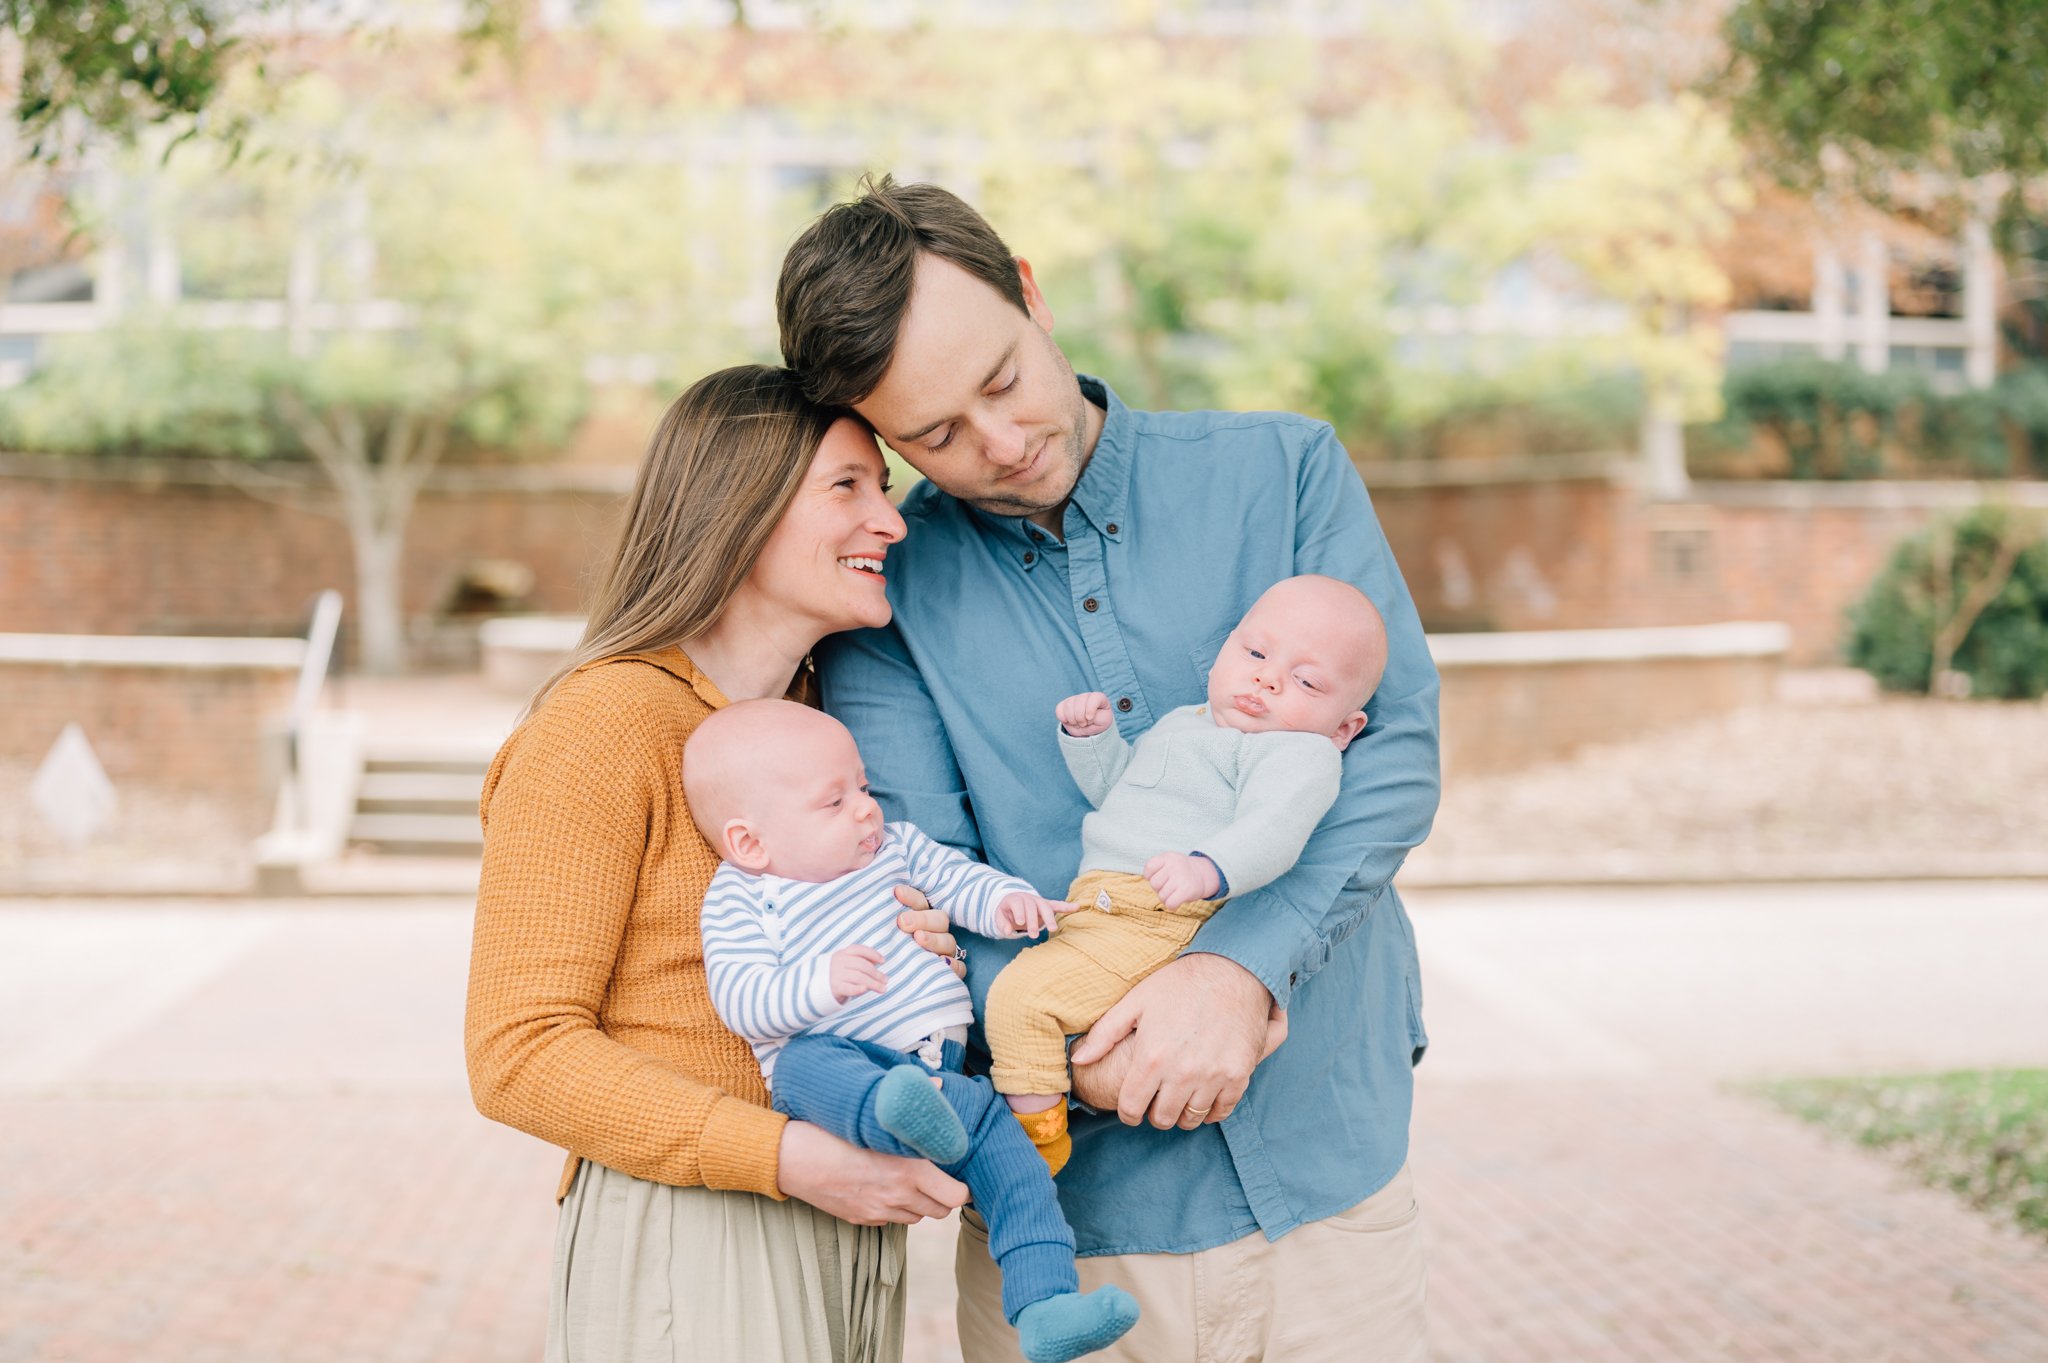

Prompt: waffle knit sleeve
xmin=464 ymin=668 xmax=788 ymax=1199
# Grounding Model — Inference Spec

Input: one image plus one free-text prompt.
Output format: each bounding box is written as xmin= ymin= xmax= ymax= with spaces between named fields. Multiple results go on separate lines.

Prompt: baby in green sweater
xmin=986 ymin=573 xmax=1391 ymax=1172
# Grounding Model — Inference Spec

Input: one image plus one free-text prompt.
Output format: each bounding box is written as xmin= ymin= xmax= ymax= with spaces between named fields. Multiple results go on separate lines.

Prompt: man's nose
xmin=976 ymin=414 xmax=1029 ymax=468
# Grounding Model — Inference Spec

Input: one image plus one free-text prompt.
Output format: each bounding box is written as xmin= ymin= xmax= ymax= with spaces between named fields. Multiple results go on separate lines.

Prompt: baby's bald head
xmin=1254 ymin=574 xmax=1388 ymax=708
xmin=1206 ymin=574 xmax=1389 ymax=750
xmin=682 ymin=699 xmax=883 ymax=881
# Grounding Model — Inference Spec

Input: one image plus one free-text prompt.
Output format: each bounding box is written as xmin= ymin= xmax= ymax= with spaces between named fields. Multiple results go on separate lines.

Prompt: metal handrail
xmin=280 ymin=590 xmax=344 ymax=821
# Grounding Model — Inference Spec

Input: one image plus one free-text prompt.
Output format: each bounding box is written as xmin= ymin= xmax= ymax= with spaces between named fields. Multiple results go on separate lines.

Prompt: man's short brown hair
xmin=777 ymin=174 xmax=1028 ymax=407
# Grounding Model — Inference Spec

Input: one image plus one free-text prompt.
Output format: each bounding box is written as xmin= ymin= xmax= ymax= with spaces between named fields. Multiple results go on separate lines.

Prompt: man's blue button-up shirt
xmin=817 ymin=377 xmax=1440 ymax=1256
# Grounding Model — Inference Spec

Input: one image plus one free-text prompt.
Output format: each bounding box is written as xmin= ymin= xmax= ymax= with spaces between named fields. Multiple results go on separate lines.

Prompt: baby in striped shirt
xmin=686 ymin=698 xmax=1140 ymax=1363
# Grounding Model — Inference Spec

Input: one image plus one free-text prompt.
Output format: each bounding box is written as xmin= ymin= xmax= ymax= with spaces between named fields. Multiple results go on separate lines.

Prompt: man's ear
xmin=1331 ymin=710 xmax=1368 ymax=753
xmin=1015 ymin=256 xmax=1055 ymax=334
xmin=723 ymin=819 xmax=771 ymax=872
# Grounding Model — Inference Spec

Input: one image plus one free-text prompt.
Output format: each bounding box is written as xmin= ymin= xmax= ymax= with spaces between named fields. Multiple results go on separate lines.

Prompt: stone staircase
xmin=348 ymin=736 xmax=494 ymax=855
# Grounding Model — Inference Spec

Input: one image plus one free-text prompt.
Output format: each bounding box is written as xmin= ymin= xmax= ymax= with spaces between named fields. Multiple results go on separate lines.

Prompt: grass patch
xmin=1757 ymin=1070 xmax=2048 ymax=1242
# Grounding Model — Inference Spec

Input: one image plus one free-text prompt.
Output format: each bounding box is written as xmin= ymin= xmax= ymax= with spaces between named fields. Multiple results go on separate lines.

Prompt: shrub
xmin=1846 ymin=504 xmax=2048 ymax=699
xmin=1705 ymin=358 xmax=2048 ymax=479
xmin=1712 ymin=358 xmax=1922 ymax=479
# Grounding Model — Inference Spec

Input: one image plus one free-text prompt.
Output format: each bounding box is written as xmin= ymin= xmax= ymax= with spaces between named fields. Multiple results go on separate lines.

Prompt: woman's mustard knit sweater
xmin=464 ymin=646 xmax=794 ymax=1201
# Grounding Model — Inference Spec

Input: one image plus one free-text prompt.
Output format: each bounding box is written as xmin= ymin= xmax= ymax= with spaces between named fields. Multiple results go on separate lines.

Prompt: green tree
xmin=1719 ymin=0 xmax=2048 ymax=194
xmin=1847 ymin=503 xmax=2048 ymax=699
xmin=1 ymin=69 xmax=735 ymax=673
xmin=0 ymin=0 xmax=245 ymax=158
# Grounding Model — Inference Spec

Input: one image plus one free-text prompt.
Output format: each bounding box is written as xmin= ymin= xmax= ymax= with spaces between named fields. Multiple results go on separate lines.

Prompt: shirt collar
xmin=1064 ymin=374 xmax=1133 ymax=544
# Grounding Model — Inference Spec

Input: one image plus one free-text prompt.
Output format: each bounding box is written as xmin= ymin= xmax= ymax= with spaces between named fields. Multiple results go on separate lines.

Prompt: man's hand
xmin=996 ymin=893 xmax=1080 ymax=939
xmin=1068 ymin=953 xmax=1283 ymax=1129
xmin=1142 ymin=852 xmax=1221 ymax=908
xmin=1056 ymin=692 xmax=1115 ymax=738
xmin=777 ymin=1121 xmax=967 ymax=1226
xmin=828 ymin=945 xmax=888 ymax=1003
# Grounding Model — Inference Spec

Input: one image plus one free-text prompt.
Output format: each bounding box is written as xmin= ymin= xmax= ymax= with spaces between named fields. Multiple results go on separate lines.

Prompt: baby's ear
xmin=1331 ymin=709 xmax=1368 ymax=753
xmin=724 ymin=819 xmax=772 ymax=872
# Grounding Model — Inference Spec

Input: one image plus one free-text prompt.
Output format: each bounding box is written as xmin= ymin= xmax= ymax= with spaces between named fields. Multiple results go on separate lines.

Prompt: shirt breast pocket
xmin=1122 ymin=734 xmax=1171 ymax=789
xmin=1188 ymin=627 xmax=1233 ymax=694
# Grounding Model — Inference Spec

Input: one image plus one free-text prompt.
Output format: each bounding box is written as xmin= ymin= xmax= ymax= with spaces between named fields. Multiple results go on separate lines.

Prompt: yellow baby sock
xmin=1014 ymin=1104 xmax=1072 ymax=1177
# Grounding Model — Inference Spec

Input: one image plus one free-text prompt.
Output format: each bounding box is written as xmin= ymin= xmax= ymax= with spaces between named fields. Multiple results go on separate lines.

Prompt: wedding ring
xmin=1184 ymin=1104 xmax=1213 ymax=1117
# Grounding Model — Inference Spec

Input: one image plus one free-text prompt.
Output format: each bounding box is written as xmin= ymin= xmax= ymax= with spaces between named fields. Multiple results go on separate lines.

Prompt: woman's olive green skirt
xmin=546 ymin=1160 xmax=907 ymax=1363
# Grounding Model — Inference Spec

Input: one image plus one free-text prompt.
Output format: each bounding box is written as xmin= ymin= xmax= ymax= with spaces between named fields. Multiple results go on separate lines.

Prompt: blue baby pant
xmin=771 ymin=1032 xmax=1077 ymax=1323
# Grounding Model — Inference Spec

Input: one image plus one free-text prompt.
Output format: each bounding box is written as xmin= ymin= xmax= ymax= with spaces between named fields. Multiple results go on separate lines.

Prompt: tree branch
xmin=211 ymin=457 xmax=343 ymax=523
xmin=1930 ymin=511 xmax=2035 ymax=692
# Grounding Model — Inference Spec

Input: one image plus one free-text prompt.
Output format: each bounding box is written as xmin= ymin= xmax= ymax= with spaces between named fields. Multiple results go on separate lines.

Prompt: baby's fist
xmin=1143 ymin=852 xmax=1222 ymax=909
xmin=1057 ymin=692 xmax=1115 ymax=738
xmin=828 ymin=945 xmax=888 ymax=1003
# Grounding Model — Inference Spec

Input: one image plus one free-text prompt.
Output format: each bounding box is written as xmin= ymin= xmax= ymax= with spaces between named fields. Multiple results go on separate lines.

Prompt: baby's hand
xmin=1057 ymin=692 xmax=1115 ymax=738
xmin=828 ymin=945 xmax=888 ymax=1003
xmin=996 ymin=892 xmax=1081 ymax=939
xmin=1143 ymin=852 xmax=1221 ymax=909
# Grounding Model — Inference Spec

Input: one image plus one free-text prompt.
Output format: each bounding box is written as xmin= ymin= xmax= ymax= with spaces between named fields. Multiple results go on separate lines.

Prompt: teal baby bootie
xmin=874 ymin=1065 xmax=968 ymax=1164
xmin=1015 ymin=1285 xmax=1141 ymax=1363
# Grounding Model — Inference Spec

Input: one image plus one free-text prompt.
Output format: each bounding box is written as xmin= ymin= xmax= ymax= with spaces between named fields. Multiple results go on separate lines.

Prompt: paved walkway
xmin=1408 ymin=881 xmax=2048 ymax=1363
xmin=2 ymin=884 xmax=2044 ymax=1362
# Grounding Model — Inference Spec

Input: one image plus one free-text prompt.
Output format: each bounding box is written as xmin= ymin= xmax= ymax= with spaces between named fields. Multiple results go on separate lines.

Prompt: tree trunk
xmin=271 ymin=391 xmax=447 ymax=679
xmin=351 ymin=520 xmax=408 ymax=677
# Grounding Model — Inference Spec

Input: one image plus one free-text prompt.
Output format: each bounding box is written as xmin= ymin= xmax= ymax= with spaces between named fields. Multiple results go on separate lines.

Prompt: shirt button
xmin=1023 ymin=551 xmax=1036 ymax=565
xmin=1289 ymin=972 xmax=1299 ymax=987
xmin=1083 ymin=597 xmax=1099 ymax=613
xmin=1030 ymin=530 xmax=1044 ymax=541
xmin=1105 ymin=522 xmax=1120 ymax=535
xmin=1116 ymin=697 xmax=1133 ymax=713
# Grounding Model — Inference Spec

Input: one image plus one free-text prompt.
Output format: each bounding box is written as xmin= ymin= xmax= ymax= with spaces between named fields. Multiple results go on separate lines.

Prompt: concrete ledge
xmin=1400 ymin=852 xmax=2048 ymax=890
xmin=0 ymin=449 xmax=636 ymax=495
xmin=478 ymin=615 xmax=586 ymax=696
xmin=1352 ymin=452 xmax=1631 ymax=488
xmin=1682 ymin=479 xmax=2048 ymax=510
xmin=1429 ymin=622 xmax=1792 ymax=667
xmin=0 ymin=633 xmax=306 ymax=669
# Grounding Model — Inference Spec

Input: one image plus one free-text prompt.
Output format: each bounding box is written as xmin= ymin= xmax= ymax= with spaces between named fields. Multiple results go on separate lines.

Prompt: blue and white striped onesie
xmin=702 ymin=821 xmax=1032 ymax=1086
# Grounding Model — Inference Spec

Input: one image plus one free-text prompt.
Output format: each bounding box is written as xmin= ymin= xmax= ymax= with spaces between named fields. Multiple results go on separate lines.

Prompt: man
xmin=782 ymin=176 xmax=1438 ymax=1362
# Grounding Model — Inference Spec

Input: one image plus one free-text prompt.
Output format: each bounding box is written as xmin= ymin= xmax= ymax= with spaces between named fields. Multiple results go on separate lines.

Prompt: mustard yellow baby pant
xmin=984 ymin=869 xmax=1225 ymax=1096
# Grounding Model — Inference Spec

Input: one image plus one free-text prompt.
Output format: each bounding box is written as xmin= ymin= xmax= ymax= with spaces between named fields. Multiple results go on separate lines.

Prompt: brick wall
xmin=5 ymin=450 xmax=2040 ymax=669
xmin=0 ymin=454 xmax=628 ymax=643
xmin=1366 ymin=460 xmax=2048 ymax=665
xmin=0 ymin=645 xmax=301 ymax=832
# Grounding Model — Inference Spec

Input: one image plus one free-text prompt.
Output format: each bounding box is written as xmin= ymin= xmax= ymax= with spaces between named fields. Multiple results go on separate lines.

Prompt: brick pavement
xmin=1413 ymin=1079 xmax=2048 ymax=1363
xmin=3 ymin=894 xmax=2045 ymax=1363
xmin=1 ymin=1096 xmax=556 ymax=1363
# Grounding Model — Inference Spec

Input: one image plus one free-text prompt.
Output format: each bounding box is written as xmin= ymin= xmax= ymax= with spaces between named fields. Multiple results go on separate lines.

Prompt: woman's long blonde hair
xmin=530 ymin=364 xmax=847 ymax=713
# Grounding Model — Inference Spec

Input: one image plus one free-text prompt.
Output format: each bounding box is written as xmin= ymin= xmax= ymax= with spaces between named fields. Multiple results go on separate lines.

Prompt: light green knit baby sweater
xmin=1057 ymin=703 xmax=1344 ymax=897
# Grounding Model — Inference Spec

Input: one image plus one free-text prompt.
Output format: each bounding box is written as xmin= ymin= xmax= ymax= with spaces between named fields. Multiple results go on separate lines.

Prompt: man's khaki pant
xmin=955 ymin=1163 xmax=1430 ymax=1363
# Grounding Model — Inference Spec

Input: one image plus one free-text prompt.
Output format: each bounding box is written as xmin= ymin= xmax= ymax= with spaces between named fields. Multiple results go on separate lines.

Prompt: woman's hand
xmin=893 ymin=885 xmax=965 ymax=978
xmin=776 ymin=1120 xmax=968 ymax=1226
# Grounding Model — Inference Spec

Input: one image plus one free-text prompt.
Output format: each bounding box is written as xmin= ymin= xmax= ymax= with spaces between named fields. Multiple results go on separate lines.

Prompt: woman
xmin=466 ymin=365 xmax=967 ymax=1363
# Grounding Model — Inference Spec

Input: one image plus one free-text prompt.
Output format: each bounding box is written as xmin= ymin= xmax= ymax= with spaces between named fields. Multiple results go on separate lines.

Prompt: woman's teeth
xmin=838 ymin=557 xmax=884 ymax=575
